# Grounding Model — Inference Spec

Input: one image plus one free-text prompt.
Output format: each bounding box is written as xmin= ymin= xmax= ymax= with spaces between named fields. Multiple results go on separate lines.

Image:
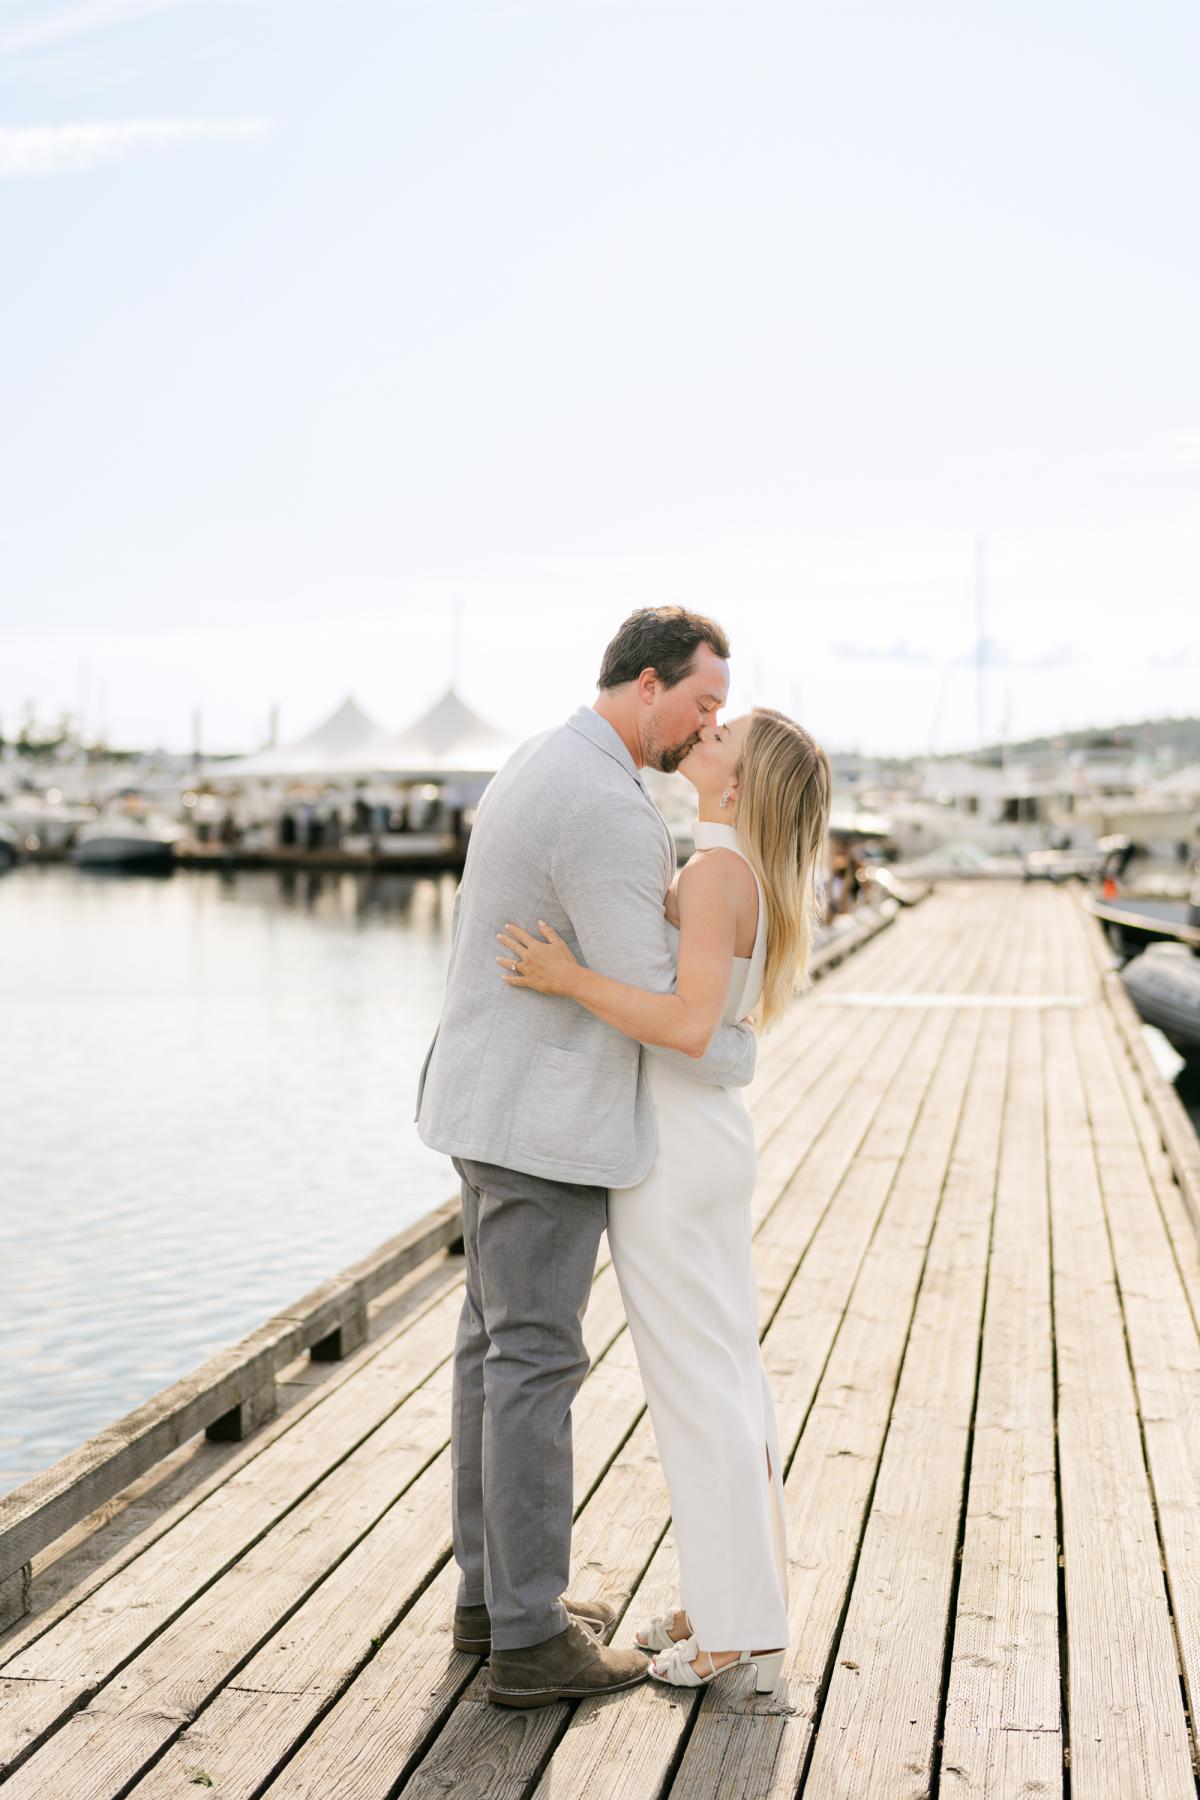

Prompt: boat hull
xmin=1122 ymin=944 xmax=1200 ymax=1060
xmin=1083 ymin=893 xmax=1200 ymax=957
xmin=72 ymin=837 xmax=175 ymax=869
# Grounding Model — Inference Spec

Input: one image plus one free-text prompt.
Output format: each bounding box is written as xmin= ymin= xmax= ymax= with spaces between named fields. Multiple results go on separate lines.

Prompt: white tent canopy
xmin=364 ymin=688 xmax=516 ymax=776
xmin=203 ymin=690 xmax=514 ymax=783
xmin=202 ymin=697 xmax=389 ymax=781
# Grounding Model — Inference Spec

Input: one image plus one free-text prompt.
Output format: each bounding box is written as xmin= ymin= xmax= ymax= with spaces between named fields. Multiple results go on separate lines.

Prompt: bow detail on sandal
xmin=635 ymin=1609 xmax=691 ymax=1652
xmin=648 ymin=1635 xmax=786 ymax=1695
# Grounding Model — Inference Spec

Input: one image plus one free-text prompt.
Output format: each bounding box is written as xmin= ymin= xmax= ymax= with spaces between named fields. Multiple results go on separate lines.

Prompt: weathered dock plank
xmin=802 ymin=1006 xmax=1010 ymax=1799
xmin=1043 ymin=1002 xmax=1195 ymax=1798
xmin=939 ymin=1008 xmax=1063 ymax=1797
xmin=1074 ymin=1003 xmax=1200 ymax=1764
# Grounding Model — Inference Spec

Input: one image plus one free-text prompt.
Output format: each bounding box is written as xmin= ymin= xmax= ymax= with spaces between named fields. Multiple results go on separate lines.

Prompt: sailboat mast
xmin=451 ymin=597 xmax=464 ymax=689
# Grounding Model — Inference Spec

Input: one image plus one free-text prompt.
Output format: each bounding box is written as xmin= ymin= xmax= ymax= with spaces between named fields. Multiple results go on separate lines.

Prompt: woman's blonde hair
xmin=735 ymin=707 xmax=833 ymax=1030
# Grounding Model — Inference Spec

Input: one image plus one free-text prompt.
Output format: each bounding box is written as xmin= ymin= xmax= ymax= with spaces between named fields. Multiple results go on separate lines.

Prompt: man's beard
xmin=650 ymin=731 xmax=702 ymax=775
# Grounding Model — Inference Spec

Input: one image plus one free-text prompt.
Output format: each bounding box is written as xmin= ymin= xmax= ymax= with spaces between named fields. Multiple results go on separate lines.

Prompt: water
xmin=0 ymin=862 xmax=458 ymax=1495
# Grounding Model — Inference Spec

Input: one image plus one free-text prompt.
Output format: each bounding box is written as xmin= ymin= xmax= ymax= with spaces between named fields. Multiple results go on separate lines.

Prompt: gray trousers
xmin=449 ymin=1156 xmax=608 ymax=1650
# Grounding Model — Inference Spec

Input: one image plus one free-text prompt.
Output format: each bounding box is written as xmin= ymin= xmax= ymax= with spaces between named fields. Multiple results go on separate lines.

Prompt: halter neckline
xmin=687 ymin=819 xmax=764 ymax=984
xmin=691 ymin=820 xmax=743 ymax=852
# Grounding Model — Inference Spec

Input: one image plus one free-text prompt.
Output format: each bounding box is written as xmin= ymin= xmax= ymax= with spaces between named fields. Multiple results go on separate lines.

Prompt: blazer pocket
xmin=514 ymin=1041 xmax=634 ymax=1169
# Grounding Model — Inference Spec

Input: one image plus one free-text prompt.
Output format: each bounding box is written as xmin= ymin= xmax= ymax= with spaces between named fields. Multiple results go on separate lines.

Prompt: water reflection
xmin=0 ymin=863 xmax=457 ymax=1494
xmin=210 ymin=864 xmax=461 ymax=925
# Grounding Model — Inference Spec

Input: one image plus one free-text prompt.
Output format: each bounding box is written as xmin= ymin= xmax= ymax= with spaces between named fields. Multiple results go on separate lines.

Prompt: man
xmin=415 ymin=606 xmax=757 ymax=1707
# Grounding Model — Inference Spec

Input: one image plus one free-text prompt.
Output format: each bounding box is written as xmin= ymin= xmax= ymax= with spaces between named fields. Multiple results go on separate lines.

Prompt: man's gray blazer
xmin=415 ymin=704 xmax=757 ymax=1188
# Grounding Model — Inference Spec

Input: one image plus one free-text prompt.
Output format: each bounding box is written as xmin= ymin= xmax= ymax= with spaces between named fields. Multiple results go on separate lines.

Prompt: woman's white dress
xmin=606 ymin=819 xmax=790 ymax=1651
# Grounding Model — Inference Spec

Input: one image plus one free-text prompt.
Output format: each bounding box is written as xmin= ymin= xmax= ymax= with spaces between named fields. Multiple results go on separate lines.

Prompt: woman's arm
xmin=497 ymin=852 xmax=743 ymax=1058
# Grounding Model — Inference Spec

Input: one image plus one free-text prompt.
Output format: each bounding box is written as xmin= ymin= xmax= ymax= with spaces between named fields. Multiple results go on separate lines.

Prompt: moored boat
xmin=891 ymin=839 xmax=1025 ymax=881
xmin=1122 ymin=944 xmax=1200 ymax=1060
xmin=1083 ymin=892 xmax=1200 ymax=958
xmin=72 ymin=814 xmax=179 ymax=870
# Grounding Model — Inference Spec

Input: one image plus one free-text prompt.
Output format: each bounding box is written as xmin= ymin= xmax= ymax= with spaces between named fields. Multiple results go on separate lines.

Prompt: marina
xmin=4 ymin=702 xmax=1199 ymax=892
xmin=6 ymin=2 xmax=1199 ymax=1790
xmin=3 ymin=881 xmax=1200 ymax=1797
xmin=5 ymin=4 xmax=1198 ymax=1789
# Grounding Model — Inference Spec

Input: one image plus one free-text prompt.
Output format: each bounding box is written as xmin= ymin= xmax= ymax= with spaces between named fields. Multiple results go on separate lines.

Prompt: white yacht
xmin=0 ymin=791 xmax=96 ymax=851
xmin=72 ymin=812 xmax=180 ymax=870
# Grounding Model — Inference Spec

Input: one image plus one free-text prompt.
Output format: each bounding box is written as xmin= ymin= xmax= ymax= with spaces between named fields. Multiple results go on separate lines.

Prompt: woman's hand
xmin=496 ymin=920 xmax=580 ymax=996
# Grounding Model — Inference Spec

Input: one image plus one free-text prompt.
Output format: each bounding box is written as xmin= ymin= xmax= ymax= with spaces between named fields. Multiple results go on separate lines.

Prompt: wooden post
xmin=0 ymin=1559 xmax=31 ymax=1627
xmin=205 ymin=1376 xmax=278 ymax=1443
xmin=0 ymin=1198 xmax=464 ymax=1600
xmin=310 ymin=1294 xmax=368 ymax=1361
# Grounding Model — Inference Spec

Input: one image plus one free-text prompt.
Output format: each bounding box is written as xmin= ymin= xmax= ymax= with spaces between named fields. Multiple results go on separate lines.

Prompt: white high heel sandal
xmin=649 ymin=1634 xmax=786 ymax=1696
xmin=635 ymin=1609 xmax=691 ymax=1653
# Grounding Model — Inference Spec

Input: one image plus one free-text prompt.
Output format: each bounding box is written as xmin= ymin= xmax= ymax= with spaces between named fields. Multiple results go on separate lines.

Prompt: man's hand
xmin=496 ymin=921 xmax=581 ymax=997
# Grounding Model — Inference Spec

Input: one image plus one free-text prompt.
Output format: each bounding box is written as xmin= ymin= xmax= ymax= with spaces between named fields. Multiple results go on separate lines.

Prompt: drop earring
xmin=719 ymin=790 xmax=731 ymax=810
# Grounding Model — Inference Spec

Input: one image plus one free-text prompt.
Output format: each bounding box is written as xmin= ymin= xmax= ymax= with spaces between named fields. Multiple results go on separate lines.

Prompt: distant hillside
xmin=923 ymin=715 xmax=1200 ymax=767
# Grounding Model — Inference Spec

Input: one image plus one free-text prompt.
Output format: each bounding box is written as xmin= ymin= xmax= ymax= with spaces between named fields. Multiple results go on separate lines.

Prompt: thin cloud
xmin=1148 ymin=648 xmax=1200 ymax=669
xmin=0 ymin=119 xmax=268 ymax=175
xmin=951 ymin=638 xmax=1077 ymax=671
xmin=834 ymin=640 xmax=934 ymax=665
xmin=1028 ymin=643 xmax=1077 ymax=670
xmin=0 ymin=0 xmax=193 ymax=54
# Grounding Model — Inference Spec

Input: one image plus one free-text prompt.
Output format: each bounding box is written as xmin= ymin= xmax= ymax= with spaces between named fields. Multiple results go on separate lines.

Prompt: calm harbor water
xmin=0 ymin=862 xmax=457 ymax=1496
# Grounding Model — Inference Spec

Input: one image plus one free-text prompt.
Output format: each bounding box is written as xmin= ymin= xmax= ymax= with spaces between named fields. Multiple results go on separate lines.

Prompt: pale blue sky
xmin=2 ymin=0 xmax=1197 ymax=757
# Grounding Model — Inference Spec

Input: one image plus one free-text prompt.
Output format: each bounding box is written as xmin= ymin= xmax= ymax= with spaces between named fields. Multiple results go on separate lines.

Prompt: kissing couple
xmin=416 ymin=606 xmax=831 ymax=1707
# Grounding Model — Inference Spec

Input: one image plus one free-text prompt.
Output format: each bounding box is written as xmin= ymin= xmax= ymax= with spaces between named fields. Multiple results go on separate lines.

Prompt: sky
xmin=1 ymin=0 xmax=1197 ymax=759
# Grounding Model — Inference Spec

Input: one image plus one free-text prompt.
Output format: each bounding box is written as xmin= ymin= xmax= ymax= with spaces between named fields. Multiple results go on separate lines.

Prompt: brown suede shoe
xmin=452 ymin=1595 xmax=616 ymax=1657
xmin=487 ymin=1618 xmax=648 ymax=1708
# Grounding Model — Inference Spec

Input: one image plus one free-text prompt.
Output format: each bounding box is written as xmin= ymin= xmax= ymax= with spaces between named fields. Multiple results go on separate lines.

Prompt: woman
xmin=495 ymin=706 xmax=832 ymax=1696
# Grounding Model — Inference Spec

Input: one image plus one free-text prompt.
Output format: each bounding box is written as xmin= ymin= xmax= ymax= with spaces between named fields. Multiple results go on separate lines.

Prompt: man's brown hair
xmin=597 ymin=606 xmax=731 ymax=692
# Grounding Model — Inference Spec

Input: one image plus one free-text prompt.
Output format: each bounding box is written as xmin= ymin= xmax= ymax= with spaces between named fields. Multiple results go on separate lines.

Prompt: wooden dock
xmin=3 ymin=882 xmax=1200 ymax=1798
